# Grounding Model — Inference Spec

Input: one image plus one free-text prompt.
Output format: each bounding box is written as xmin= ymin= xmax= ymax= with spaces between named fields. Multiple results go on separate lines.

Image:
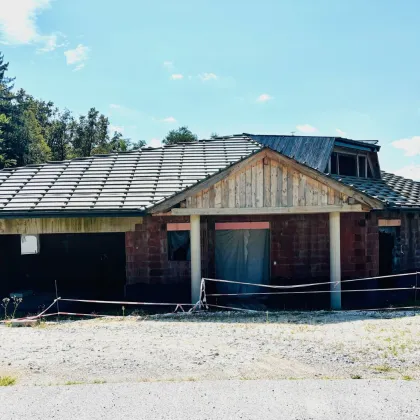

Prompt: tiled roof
xmin=0 ymin=136 xmax=261 ymax=215
xmin=332 ymin=172 xmax=420 ymax=208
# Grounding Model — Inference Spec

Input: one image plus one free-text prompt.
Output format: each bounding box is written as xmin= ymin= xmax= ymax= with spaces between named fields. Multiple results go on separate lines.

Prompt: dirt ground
xmin=1 ymin=311 xmax=420 ymax=385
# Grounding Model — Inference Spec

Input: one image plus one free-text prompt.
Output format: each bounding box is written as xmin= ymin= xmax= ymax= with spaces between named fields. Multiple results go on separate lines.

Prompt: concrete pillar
xmin=329 ymin=212 xmax=341 ymax=310
xmin=190 ymin=214 xmax=201 ymax=304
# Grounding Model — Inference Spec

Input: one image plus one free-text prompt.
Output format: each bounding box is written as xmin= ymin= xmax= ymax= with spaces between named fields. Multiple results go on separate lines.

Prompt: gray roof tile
xmin=0 ymin=136 xmax=261 ymax=215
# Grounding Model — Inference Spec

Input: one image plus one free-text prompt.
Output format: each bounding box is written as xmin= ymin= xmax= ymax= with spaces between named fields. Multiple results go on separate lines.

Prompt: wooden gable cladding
xmin=185 ymin=156 xmax=347 ymax=209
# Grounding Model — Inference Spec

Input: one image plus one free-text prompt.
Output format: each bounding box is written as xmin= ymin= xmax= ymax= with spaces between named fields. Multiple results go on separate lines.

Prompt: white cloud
xmin=394 ymin=165 xmax=420 ymax=181
xmin=199 ymin=72 xmax=218 ymax=81
xmin=149 ymin=138 xmax=163 ymax=148
xmin=392 ymin=136 xmax=420 ymax=157
xmin=163 ymin=61 xmax=174 ymax=70
xmin=336 ymin=128 xmax=347 ymax=137
xmin=109 ymin=104 xmax=122 ymax=109
xmin=170 ymin=74 xmax=183 ymax=80
xmin=257 ymin=93 xmax=273 ymax=102
xmin=64 ymin=44 xmax=89 ymax=70
xmin=296 ymin=124 xmax=318 ymax=134
xmin=0 ymin=0 xmax=63 ymax=52
xmin=109 ymin=125 xmax=124 ymax=134
xmin=162 ymin=116 xmax=176 ymax=123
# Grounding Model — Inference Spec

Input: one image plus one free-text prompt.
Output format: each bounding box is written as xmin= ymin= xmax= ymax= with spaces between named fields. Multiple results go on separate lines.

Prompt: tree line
xmin=0 ymin=53 xmax=203 ymax=169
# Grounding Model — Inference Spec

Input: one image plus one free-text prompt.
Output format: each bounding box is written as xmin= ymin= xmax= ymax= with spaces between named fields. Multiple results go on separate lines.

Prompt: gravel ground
xmin=0 ymin=311 xmax=420 ymax=385
xmin=1 ymin=380 xmax=419 ymax=420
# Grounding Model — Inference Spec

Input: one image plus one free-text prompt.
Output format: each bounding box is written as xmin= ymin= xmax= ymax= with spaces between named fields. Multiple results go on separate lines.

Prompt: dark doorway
xmin=379 ymin=227 xmax=401 ymax=290
xmin=0 ymin=233 xmax=126 ymax=306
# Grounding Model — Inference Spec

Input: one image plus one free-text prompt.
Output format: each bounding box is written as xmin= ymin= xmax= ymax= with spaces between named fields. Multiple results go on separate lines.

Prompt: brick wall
xmin=340 ymin=212 xmax=379 ymax=280
xmin=125 ymin=213 xmax=381 ymax=293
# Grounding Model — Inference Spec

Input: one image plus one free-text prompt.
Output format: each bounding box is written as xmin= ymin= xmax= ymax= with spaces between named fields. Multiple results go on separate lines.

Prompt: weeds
xmin=402 ymin=375 xmax=413 ymax=381
xmin=65 ymin=381 xmax=84 ymax=385
xmin=373 ymin=365 xmax=392 ymax=372
xmin=0 ymin=376 xmax=16 ymax=386
xmin=351 ymin=374 xmax=362 ymax=379
xmin=1 ymin=296 xmax=23 ymax=320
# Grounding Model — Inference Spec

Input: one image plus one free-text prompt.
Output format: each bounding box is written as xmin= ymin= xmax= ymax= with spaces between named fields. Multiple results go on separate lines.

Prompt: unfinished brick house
xmin=0 ymin=134 xmax=419 ymax=310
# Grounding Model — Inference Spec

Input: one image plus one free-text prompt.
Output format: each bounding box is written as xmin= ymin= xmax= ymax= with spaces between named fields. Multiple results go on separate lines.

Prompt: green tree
xmin=48 ymin=109 xmax=75 ymax=161
xmin=73 ymin=108 xmax=110 ymax=157
xmin=210 ymin=132 xmax=219 ymax=139
xmin=162 ymin=126 xmax=197 ymax=145
xmin=130 ymin=139 xmax=146 ymax=150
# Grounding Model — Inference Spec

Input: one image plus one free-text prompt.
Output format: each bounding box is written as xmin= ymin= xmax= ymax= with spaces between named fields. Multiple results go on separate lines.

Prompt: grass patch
xmin=64 ymin=381 xmax=84 ymax=386
xmin=0 ymin=376 xmax=16 ymax=386
xmin=402 ymin=375 xmax=413 ymax=381
xmin=351 ymin=374 xmax=362 ymax=379
xmin=373 ymin=365 xmax=392 ymax=373
xmin=92 ymin=380 xmax=106 ymax=384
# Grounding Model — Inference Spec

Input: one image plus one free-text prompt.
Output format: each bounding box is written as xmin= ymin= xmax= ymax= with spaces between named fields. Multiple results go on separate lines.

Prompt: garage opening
xmin=0 ymin=233 xmax=126 ymax=313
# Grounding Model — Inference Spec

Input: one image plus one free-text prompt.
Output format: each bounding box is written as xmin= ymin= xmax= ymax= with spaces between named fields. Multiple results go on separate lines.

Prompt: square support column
xmin=190 ymin=214 xmax=201 ymax=304
xmin=329 ymin=211 xmax=341 ymax=310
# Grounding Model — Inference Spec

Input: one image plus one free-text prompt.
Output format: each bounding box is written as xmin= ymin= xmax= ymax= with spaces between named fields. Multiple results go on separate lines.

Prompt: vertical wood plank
xmin=202 ymin=188 xmax=210 ymax=208
xmin=298 ymin=173 xmax=306 ymax=206
xmin=251 ymin=164 xmax=258 ymax=207
xmin=186 ymin=196 xmax=192 ymax=208
xmin=209 ymin=186 xmax=215 ymax=208
xmin=221 ymin=179 xmax=229 ymax=208
xmin=239 ymin=171 xmax=246 ymax=207
xmin=246 ymin=166 xmax=252 ymax=207
xmin=264 ymin=160 xmax=271 ymax=207
xmin=228 ymin=177 xmax=235 ymax=208
xmin=235 ymin=173 xmax=240 ymax=208
xmin=196 ymin=191 xmax=203 ymax=208
xmin=305 ymin=178 xmax=313 ymax=206
xmin=287 ymin=169 xmax=293 ymax=206
xmin=276 ymin=165 xmax=283 ymax=207
xmin=271 ymin=161 xmax=278 ymax=207
xmin=312 ymin=181 xmax=319 ymax=206
xmin=321 ymin=184 xmax=328 ymax=206
xmin=256 ymin=160 xmax=264 ymax=207
xmin=282 ymin=166 xmax=289 ymax=206
xmin=292 ymin=170 xmax=299 ymax=206
xmin=328 ymin=187 xmax=335 ymax=205
xmin=214 ymin=182 xmax=222 ymax=208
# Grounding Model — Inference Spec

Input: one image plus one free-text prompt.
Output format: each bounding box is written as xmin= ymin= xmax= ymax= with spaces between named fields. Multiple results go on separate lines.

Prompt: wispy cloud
xmin=170 ymin=74 xmax=183 ymax=80
xmin=163 ymin=61 xmax=174 ymax=70
xmin=0 ymin=0 xmax=64 ymax=52
xmin=149 ymin=138 xmax=163 ymax=148
xmin=392 ymin=136 xmax=420 ymax=156
xmin=109 ymin=125 xmax=124 ymax=134
xmin=109 ymin=104 xmax=122 ymax=109
xmin=199 ymin=72 xmax=218 ymax=81
xmin=394 ymin=164 xmax=420 ymax=181
xmin=64 ymin=44 xmax=89 ymax=71
xmin=296 ymin=124 xmax=318 ymax=134
xmin=162 ymin=116 xmax=176 ymax=123
xmin=257 ymin=93 xmax=273 ymax=102
xmin=336 ymin=128 xmax=347 ymax=137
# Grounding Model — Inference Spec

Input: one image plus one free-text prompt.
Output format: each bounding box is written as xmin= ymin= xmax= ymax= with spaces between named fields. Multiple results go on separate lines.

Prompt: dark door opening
xmin=0 ymin=233 xmax=126 ymax=308
xmin=379 ymin=227 xmax=401 ymax=289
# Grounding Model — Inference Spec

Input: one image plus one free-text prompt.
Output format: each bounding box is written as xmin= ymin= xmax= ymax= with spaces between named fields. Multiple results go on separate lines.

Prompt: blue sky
xmin=1 ymin=0 xmax=420 ymax=178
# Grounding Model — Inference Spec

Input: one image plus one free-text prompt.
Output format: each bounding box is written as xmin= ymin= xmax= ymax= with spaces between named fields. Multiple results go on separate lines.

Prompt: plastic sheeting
xmin=215 ymin=229 xmax=269 ymax=294
xmin=168 ymin=231 xmax=190 ymax=261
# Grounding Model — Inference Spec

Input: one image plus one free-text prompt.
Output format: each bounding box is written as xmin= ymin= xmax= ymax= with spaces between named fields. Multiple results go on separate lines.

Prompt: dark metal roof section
xmin=246 ymin=134 xmax=335 ymax=171
xmin=332 ymin=171 xmax=420 ymax=208
xmin=0 ymin=136 xmax=261 ymax=216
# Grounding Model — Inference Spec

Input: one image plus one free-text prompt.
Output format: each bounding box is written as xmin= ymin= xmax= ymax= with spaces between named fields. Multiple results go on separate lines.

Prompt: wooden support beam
xmin=329 ymin=212 xmax=341 ymax=310
xmin=190 ymin=214 xmax=201 ymax=304
xmin=171 ymin=204 xmax=365 ymax=216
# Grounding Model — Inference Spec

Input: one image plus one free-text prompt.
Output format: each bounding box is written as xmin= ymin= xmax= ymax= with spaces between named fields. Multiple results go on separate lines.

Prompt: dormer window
xmin=328 ymin=151 xmax=373 ymax=178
